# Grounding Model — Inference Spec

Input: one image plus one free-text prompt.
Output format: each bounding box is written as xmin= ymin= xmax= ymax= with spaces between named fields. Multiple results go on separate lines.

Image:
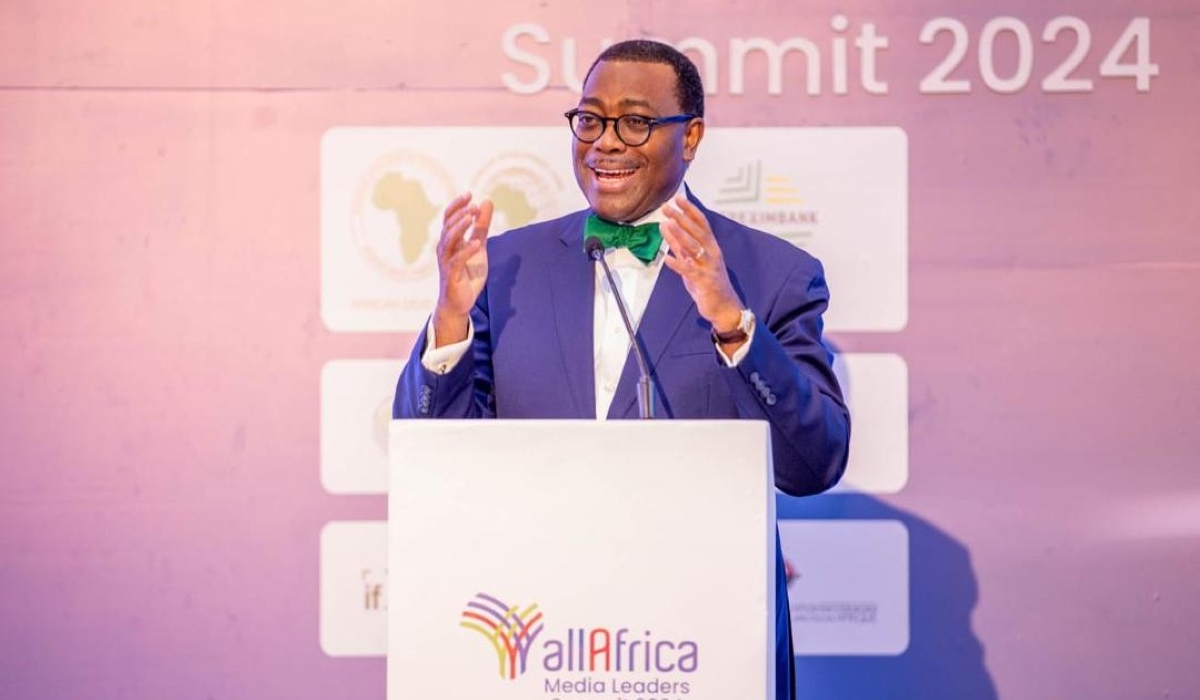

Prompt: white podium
xmin=387 ymin=420 xmax=777 ymax=700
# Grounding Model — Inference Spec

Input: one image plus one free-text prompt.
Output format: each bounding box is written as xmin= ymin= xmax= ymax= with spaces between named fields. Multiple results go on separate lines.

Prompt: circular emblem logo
xmin=469 ymin=151 xmax=565 ymax=233
xmin=351 ymin=150 xmax=456 ymax=282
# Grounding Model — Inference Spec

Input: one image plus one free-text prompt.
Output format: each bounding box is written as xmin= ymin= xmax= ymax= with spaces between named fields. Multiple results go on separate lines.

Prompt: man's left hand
xmin=661 ymin=195 xmax=745 ymax=343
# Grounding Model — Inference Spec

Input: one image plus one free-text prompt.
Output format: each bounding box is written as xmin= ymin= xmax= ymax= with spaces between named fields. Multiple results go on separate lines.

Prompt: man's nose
xmin=594 ymin=121 xmax=626 ymax=151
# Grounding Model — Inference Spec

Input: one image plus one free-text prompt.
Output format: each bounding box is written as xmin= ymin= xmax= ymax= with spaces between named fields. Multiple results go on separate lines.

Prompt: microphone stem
xmin=594 ymin=253 xmax=656 ymax=419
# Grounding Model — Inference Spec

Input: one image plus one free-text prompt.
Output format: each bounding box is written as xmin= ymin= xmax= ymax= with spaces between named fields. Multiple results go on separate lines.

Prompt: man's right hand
xmin=432 ymin=192 xmax=493 ymax=347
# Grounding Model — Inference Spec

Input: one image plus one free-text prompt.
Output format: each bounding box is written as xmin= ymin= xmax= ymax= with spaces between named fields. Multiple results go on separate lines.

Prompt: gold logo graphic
xmin=470 ymin=152 xmax=566 ymax=233
xmin=351 ymin=150 xmax=456 ymax=282
xmin=714 ymin=161 xmax=819 ymax=247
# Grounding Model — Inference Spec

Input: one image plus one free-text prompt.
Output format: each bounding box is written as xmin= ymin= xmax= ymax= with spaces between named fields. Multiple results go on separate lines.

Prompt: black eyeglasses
xmin=564 ymin=109 xmax=696 ymax=147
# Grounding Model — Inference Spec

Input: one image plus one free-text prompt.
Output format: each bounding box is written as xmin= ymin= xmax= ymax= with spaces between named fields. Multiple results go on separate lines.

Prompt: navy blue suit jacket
xmin=395 ymin=198 xmax=850 ymax=699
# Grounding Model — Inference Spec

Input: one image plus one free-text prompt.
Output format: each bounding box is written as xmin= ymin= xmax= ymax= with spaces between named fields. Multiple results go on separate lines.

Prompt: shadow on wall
xmin=780 ymin=493 xmax=999 ymax=700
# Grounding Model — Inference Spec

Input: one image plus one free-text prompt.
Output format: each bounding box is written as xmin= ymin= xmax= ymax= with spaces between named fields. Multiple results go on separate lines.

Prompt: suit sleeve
xmin=393 ymin=289 xmax=497 ymax=420
xmin=720 ymin=258 xmax=851 ymax=497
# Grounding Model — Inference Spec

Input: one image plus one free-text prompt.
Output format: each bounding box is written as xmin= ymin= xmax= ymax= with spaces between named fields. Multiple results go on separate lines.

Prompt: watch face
xmin=739 ymin=309 xmax=755 ymax=333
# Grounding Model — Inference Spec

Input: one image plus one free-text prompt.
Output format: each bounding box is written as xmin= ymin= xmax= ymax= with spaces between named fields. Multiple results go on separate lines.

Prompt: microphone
xmin=585 ymin=235 xmax=656 ymax=419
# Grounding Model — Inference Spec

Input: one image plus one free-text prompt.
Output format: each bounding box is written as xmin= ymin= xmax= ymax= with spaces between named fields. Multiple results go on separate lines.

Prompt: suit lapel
xmin=606 ymin=195 xmax=722 ymax=419
xmin=549 ymin=213 xmax=596 ymax=418
xmin=606 ymin=258 xmax=696 ymax=419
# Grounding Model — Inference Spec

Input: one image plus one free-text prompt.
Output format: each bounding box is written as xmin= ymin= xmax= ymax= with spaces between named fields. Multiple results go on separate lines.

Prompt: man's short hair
xmin=585 ymin=39 xmax=705 ymax=118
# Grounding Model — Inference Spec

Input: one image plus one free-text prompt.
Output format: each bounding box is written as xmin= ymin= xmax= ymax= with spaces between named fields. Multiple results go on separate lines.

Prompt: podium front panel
xmin=387 ymin=419 xmax=775 ymax=700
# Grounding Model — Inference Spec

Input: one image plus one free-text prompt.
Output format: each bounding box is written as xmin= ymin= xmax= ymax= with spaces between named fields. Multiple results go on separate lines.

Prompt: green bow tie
xmin=584 ymin=214 xmax=662 ymax=264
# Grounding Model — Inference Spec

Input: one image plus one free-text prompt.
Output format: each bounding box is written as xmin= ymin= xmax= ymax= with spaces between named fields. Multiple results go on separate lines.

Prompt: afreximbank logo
xmin=460 ymin=592 xmax=698 ymax=696
xmin=713 ymin=160 xmax=819 ymax=248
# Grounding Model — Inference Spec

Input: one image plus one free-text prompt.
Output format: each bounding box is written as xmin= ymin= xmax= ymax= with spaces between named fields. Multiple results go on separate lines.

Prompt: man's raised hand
xmin=432 ymin=193 xmax=493 ymax=346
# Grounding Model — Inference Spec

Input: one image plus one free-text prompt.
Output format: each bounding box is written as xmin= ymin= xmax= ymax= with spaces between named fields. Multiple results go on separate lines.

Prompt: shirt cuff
xmin=715 ymin=332 xmax=753 ymax=367
xmin=420 ymin=317 xmax=474 ymax=375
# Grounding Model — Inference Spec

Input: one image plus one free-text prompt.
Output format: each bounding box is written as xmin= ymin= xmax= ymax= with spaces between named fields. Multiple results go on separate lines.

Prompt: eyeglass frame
xmin=564 ymin=109 xmax=697 ymax=147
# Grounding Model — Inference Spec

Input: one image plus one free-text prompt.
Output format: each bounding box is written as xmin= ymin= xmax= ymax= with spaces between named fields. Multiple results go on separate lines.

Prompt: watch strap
xmin=712 ymin=309 xmax=753 ymax=344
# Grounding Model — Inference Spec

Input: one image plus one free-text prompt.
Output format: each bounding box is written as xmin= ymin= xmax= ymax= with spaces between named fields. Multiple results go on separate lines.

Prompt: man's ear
xmin=683 ymin=118 xmax=705 ymax=162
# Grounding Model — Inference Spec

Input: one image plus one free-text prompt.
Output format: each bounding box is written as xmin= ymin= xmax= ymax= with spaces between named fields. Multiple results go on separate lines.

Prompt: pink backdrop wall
xmin=3 ymin=1 xmax=1198 ymax=698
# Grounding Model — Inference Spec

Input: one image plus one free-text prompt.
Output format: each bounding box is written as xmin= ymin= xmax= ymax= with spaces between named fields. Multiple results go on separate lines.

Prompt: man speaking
xmin=394 ymin=39 xmax=850 ymax=700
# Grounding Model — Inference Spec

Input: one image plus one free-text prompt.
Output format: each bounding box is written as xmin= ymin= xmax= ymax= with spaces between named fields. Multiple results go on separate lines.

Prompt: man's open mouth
xmin=592 ymin=166 xmax=637 ymax=180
